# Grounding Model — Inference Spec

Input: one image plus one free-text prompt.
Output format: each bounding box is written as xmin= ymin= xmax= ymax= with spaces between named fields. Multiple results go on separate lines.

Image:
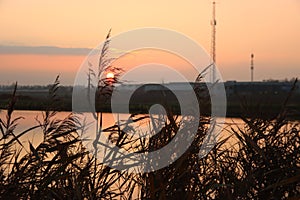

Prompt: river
xmin=0 ymin=110 xmax=244 ymax=154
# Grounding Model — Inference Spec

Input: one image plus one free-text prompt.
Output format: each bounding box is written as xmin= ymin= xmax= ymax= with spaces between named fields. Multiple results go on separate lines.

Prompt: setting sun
xmin=106 ymin=72 xmax=114 ymax=79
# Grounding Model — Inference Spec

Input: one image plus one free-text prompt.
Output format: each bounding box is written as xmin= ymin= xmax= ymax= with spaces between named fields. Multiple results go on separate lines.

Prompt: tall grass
xmin=0 ymin=77 xmax=137 ymax=199
xmin=0 ymin=80 xmax=299 ymax=199
xmin=1 ymin=80 xmax=298 ymax=199
xmin=0 ymin=30 xmax=298 ymax=199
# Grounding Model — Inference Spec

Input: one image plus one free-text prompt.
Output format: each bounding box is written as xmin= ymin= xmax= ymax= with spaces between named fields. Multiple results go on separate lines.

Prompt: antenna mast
xmin=211 ymin=1 xmax=217 ymax=82
xmin=251 ymin=53 xmax=254 ymax=82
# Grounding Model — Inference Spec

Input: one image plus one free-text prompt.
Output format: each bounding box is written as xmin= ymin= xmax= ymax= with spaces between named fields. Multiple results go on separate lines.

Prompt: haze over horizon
xmin=0 ymin=0 xmax=299 ymax=85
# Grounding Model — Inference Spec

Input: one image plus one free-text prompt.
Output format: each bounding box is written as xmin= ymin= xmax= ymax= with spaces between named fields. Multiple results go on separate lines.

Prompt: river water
xmin=0 ymin=110 xmax=248 ymax=199
xmin=0 ymin=110 xmax=244 ymax=154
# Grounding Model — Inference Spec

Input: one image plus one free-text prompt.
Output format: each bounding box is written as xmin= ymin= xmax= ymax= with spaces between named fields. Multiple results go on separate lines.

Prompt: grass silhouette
xmin=0 ymin=30 xmax=298 ymax=199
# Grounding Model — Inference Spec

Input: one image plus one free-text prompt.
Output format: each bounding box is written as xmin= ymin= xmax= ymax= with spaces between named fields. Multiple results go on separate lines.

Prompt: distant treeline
xmin=0 ymin=84 xmax=73 ymax=91
xmin=0 ymin=81 xmax=299 ymax=119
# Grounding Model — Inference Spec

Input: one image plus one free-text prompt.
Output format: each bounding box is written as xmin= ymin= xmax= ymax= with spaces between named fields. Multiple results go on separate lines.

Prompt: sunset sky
xmin=0 ymin=0 xmax=299 ymax=85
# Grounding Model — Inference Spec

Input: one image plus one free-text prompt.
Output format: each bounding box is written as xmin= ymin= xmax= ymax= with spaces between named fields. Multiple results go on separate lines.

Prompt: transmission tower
xmin=211 ymin=1 xmax=217 ymax=82
xmin=251 ymin=53 xmax=254 ymax=82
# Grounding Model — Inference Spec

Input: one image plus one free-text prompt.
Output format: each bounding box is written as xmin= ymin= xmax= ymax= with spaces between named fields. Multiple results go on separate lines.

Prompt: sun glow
xmin=106 ymin=72 xmax=114 ymax=79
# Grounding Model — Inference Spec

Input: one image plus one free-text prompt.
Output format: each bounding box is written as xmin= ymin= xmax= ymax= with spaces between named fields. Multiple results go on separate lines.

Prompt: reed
xmin=0 ymin=30 xmax=298 ymax=199
xmin=0 ymin=77 xmax=136 ymax=199
xmin=0 ymin=78 xmax=299 ymax=200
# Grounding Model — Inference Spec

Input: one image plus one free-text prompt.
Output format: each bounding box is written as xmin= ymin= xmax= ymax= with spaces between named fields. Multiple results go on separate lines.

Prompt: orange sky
xmin=0 ymin=0 xmax=299 ymax=85
xmin=0 ymin=54 xmax=85 ymax=85
xmin=111 ymin=49 xmax=199 ymax=83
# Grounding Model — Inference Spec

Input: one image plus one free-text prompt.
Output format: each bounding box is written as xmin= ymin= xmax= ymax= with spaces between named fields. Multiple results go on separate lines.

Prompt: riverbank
xmin=0 ymin=81 xmax=299 ymax=119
